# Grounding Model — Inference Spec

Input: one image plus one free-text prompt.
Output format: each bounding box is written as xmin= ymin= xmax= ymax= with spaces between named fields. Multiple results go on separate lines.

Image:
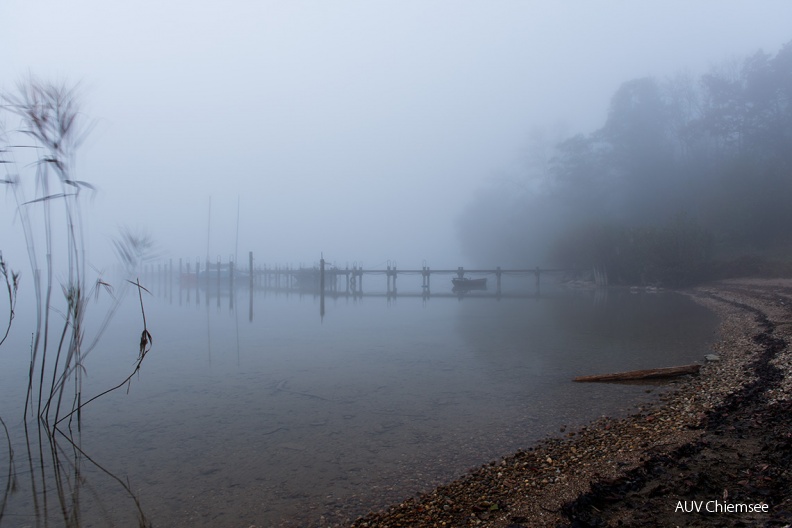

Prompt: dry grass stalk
xmin=2 ymin=77 xmax=154 ymax=527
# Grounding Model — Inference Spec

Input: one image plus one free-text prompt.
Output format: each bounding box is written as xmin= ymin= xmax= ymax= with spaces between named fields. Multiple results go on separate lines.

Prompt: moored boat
xmin=451 ymin=277 xmax=487 ymax=291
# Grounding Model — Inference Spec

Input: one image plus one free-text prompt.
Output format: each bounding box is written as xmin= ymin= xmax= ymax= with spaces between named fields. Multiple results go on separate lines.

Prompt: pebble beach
xmin=341 ymin=278 xmax=792 ymax=527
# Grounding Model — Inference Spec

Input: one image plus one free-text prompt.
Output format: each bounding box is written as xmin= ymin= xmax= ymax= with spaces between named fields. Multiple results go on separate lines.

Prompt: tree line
xmin=458 ymin=39 xmax=792 ymax=286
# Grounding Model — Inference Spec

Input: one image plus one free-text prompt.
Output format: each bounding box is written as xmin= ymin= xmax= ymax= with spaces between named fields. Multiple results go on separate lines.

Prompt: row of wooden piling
xmin=139 ymin=253 xmax=590 ymax=297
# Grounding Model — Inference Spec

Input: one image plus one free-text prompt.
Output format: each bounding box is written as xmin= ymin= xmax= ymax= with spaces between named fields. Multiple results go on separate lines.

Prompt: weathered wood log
xmin=573 ymin=363 xmax=701 ymax=382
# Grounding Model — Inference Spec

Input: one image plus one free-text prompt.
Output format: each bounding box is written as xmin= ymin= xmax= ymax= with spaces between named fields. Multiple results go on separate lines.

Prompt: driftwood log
xmin=573 ymin=363 xmax=701 ymax=382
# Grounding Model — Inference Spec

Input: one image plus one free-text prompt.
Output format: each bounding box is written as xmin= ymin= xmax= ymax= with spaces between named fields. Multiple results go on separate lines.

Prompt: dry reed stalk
xmin=2 ymin=77 xmax=155 ymax=527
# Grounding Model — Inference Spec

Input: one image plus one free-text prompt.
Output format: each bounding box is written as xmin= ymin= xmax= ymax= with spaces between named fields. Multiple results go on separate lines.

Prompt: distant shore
xmin=341 ymin=278 xmax=792 ymax=527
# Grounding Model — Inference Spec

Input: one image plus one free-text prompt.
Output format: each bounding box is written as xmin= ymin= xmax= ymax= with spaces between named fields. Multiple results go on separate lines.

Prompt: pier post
xmin=229 ymin=259 xmax=234 ymax=291
xmin=350 ymin=265 xmax=358 ymax=295
xmin=195 ymin=261 xmax=201 ymax=305
xmin=249 ymin=252 xmax=254 ymax=292
xmin=422 ymin=264 xmax=431 ymax=299
xmin=320 ymin=256 xmax=326 ymax=319
xmin=229 ymin=260 xmax=235 ymax=309
xmin=185 ymin=261 xmax=191 ymax=303
xmin=386 ymin=263 xmax=397 ymax=297
xmin=496 ymin=266 xmax=502 ymax=294
xmin=320 ymin=255 xmax=325 ymax=293
xmin=392 ymin=264 xmax=397 ymax=296
xmin=216 ymin=257 xmax=221 ymax=308
xmin=422 ymin=264 xmax=431 ymax=292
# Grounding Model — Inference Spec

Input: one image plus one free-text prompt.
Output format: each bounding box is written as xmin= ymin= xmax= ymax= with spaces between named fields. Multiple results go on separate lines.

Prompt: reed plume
xmin=2 ymin=77 xmax=154 ymax=526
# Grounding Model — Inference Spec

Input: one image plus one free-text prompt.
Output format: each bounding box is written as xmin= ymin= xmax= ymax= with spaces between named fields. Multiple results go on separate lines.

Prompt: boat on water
xmin=451 ymin=277 xmax=487 ymax=291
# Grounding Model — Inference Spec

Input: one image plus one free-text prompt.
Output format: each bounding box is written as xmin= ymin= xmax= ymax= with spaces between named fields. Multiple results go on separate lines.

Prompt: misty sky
xmin=3 ymin=1 xmax=792 ymax=270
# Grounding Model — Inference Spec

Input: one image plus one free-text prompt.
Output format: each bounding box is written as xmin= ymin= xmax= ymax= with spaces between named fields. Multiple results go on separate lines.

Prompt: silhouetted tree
xmin=459 ymin=39 xmax=792 ymax=284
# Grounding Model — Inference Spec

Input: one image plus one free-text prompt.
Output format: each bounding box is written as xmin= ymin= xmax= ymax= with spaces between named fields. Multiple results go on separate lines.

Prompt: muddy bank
xmin=344 ymin=279 xmax=792 ymax=527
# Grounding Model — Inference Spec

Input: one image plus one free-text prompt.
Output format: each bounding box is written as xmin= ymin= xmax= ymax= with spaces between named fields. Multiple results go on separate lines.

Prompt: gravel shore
xmin=345 ymin=278 xmax=792 ymax=527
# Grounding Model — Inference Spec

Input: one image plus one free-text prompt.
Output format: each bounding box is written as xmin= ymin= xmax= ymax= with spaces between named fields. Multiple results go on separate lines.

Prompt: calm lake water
xmin=0 ymin=277 xmax=717 ymax=527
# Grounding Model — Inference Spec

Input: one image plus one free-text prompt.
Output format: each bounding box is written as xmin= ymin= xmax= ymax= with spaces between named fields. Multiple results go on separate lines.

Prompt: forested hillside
xmin=459 ymin=40 xmax=792 ymax=286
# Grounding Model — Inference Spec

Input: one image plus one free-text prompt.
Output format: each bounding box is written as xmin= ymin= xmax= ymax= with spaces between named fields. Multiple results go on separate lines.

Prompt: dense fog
xmin=2 ymin=5 xmax=792 ymax=526
xmin=2 ymin=2 xmax=792 ymax=278
xmin=458 ymin=41 xmax=792 ymax=285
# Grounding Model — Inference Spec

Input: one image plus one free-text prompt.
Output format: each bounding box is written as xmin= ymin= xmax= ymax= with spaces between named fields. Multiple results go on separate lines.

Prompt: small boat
xmin=452 ymin=277 xmax=487 ymax=291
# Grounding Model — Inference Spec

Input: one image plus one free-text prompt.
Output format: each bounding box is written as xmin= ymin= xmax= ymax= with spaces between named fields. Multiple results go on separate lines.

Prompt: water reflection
xmin=0 ymin=411 xmax=151 ymax=527
xmin=1 ymin=283 xmax=716 ymax=527
xmin=170 ymin=269 xmax=606 ymax=322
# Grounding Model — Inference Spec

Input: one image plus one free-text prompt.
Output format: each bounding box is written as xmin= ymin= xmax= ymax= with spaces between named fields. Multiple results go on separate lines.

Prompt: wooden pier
xmin=143 ymin=253 xmax=586 ymax=299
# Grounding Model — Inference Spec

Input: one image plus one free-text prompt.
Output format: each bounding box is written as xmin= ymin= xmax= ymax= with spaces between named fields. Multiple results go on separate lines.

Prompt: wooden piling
xmin=422 ymin=264 xmax=431 ymax=292
xmin=386 ymin=263 xmax=397 ymax=296
xmin=195 ymin=261 xmax=200 ymax=304
xmin=320 ymin=256 xmax=325 ymax=293
xmin=215 ymin=257 xmax=221 ymax=308
xmin=229 ymin=259 xmax=234 ymax=290
xmin=229 ymin=260 xmax=234 ymax=309
xmin=177 ymin=258 xmax=580 ymax=296
xmin=319 ymin=256 xmax=326 ymax=318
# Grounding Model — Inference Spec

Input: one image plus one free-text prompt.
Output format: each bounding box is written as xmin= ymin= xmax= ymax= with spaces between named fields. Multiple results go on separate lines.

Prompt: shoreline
xmin=343 ymin=278 xmax=792 ymax=527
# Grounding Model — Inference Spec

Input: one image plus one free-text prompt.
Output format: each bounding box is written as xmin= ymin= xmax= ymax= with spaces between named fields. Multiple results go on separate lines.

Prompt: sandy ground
xmin=342 ymin=278 xmax=792 ymax=527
